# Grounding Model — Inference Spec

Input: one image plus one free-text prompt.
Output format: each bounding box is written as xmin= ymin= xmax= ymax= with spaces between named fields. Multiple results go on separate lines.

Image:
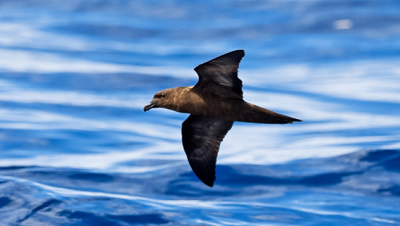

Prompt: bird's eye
xmin=161 ymin=93 xmax=165 ymax=98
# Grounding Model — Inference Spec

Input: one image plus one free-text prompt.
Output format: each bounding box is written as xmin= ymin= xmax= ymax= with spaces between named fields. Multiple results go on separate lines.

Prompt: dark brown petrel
xmin=144 ymin=50 xmax=301 ymax=187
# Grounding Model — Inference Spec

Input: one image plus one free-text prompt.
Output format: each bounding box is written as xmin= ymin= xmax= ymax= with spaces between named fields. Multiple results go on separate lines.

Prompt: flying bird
xmin=144 ymin=50 xmax=301 ymax=187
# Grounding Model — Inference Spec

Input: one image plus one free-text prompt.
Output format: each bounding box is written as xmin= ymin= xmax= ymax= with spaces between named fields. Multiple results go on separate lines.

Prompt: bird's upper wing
xmin=193 ymin=50 xmax=245 ymax=99
xmin=182 ymin=114 xmax=233 ymax=187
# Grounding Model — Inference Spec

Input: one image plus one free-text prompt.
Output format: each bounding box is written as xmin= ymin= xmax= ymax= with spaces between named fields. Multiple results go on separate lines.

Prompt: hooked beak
xmin=143 ymin=100 xmax=156 ymax=112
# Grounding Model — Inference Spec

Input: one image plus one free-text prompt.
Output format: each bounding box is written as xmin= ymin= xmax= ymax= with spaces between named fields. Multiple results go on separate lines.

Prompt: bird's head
xmin=144 ymin=88 xmax=178 ymax=112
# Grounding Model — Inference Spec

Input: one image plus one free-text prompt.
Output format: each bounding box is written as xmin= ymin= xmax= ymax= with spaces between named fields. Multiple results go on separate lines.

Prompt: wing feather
xmin=193 ymin=50 xmax=245 ymax=99
xmin=182 ymin=114 xmax=233 ymax=187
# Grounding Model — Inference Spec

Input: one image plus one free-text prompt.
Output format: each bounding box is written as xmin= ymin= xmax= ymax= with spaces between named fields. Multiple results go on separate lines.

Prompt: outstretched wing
xmin=182 ymin=114 xmax=234 ymax=187
xmin=193 ymin=50 xmax=245 ymax=99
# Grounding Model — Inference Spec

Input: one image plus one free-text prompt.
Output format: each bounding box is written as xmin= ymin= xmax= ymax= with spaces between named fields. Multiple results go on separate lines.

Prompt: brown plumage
xmin=144 ymin=50 xmax=301 ymax=187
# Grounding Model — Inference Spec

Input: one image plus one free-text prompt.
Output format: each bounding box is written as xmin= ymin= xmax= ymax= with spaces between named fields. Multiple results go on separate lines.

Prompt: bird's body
xmin=144 ymin=50 xmax=301 ymax=187
xmin=151 ymin=86 xmax=297 ymax=124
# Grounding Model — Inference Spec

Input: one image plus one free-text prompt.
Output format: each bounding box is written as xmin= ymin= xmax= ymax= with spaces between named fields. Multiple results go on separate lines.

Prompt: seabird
xmin=144 ymin=50 xmax=301 ymax=187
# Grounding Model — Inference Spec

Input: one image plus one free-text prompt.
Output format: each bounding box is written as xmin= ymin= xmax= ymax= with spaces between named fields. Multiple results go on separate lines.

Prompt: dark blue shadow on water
xmin=378 ymin=185 xmax=400 ymax=196
xmin=59 ymin=211 xmax=170 ymax=226
xmin=0 ymin=166 xmax=34 ymax=171
xmin=17 ymin=199 xmax=62 ymax=223
xmin=360 ymin=149 xmax=400 ymax=162
xmin=378 ymin=155 xmax=400 ymax=172
xmin=0 ymin=197 xmax=12 ymax=209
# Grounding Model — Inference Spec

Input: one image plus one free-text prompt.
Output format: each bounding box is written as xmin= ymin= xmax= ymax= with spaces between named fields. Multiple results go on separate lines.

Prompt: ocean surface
xmin=1 ymin=0 xmax=400 ymax=225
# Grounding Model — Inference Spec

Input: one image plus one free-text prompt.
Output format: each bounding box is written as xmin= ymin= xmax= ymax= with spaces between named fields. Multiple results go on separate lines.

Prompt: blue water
xmin=1 ymin=0 xmax=400 ymax=225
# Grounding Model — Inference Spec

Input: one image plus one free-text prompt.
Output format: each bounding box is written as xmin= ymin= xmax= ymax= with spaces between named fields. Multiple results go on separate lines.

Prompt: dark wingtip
xmin=226 ymin=49 xmax=245 ymax=60
xmin=195 ymin=171 xmax=215 ymax=187
xmin=191 ymin=166 xmax=216 ymax=187
xmin=194 ymin=49 xmax=246 ymax=71
xmin=204 ymin=180 xmax=214 ymax=187
xmin=232 ymin=49 xmax=245 ymax=55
